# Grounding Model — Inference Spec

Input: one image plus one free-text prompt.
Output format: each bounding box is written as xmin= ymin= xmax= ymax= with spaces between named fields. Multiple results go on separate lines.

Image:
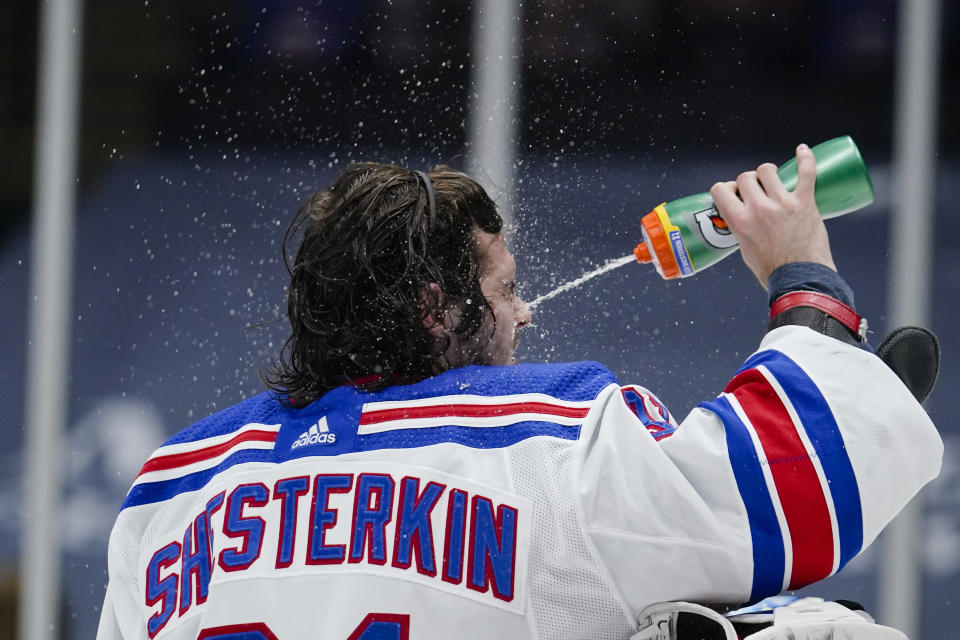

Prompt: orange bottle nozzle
xmin=633 ymin=242 xmax=652 ymax=263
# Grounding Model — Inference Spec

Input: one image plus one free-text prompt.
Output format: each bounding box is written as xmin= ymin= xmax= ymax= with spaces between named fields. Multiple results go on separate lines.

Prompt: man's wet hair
xmin=264 ymin=162 xmax=503 ymax=407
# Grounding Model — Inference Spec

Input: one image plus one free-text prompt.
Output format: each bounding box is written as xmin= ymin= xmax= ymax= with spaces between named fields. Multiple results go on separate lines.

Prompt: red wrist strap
xmin=770 ymin=291 xmax=867 ymax=341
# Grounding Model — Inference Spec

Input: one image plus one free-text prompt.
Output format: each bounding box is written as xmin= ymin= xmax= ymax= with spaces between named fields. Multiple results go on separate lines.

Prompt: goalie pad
xmin=876 ymin=326 xmax=940 ymax=403
xmin=632 ymin=597 xmax=908 ymax=640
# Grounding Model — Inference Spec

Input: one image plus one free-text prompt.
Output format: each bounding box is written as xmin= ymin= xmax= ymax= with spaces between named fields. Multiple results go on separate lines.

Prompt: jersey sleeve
xmin=97 ymin=516 xmax=151 ymax=640
xmin=97 ymin=584 xmax=127 ymax=640
xmin=576 ymin=325 xmax=942 ymax=614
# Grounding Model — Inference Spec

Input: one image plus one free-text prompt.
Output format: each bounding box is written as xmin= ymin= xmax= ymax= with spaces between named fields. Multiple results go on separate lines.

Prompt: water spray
xmin=526 ymin=255 xmax=636 ymax=311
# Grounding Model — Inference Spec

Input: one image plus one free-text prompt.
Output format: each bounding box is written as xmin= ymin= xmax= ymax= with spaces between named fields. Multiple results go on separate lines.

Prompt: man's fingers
xmin=736 ymin=170 xmax=768 ymax=204
xmin=794 ymin=143 xmax=817 ymax=200
xmin=757 ymin=162 xmax=790 ymax=200
xmin=710 ymin=180 xmax=745 ymax=220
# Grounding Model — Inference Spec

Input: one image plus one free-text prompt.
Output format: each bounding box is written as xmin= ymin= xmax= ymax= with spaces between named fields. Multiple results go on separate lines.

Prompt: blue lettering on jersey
xmin=143 ymin=473 xmax=521 ymax=637
xmin=348 ymin=614 xmax=410 ymax=640
xmin=146 ymin=541 xmax=181 ymax=638
xmin=392 ymin=478 xmax=445 ymax=576
xmin=349 ymin=474 xmax=395 ymax=565
xmin=272 ymin=476 xmax=309 ymax=569
xmin=197 ymin=623 xmax=279 ymax=640
xmin=442 ymin=489 xmax=468 ymax=585
xmin=468 ymin=496 xmax=518 ymax=601
xmin=179 ymin=513 xmax=212 ymax=615
xmin=204 ymin=492 xmax=225 ymax=570
xmin=307 ymin=474 xmax=353 ymax=564
xmin=219 ymin=483 xmax=269 ymax=572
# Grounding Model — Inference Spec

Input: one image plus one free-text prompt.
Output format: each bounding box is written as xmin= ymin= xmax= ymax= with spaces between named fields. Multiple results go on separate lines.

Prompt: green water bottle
xmin=633 ymin=135 xmax=875 ymax=279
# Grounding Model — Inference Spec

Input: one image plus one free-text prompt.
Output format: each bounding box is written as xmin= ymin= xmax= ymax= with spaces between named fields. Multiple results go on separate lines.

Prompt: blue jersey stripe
xmin=123 ymin=421 xmax=584 ymax=510
xmin=740 ymin=350 xmax=863 ymax=571
xmin=355 ymin=420 xmax=581 ymax=452
xmin=121 ymin=449 xmax=277 ymax=510
xmin=120 ymin=362 xmax=615 ymax=511
xmin=371 ymin=362 xmax=617 ymax=404
xmin=162 ymin=392 xmax=282 ymax=447
xmin=699 ymin=395 xmax=785 ymax=602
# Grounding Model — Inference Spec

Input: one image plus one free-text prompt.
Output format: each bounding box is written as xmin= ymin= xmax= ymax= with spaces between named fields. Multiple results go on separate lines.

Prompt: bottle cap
xmin=633 ymin=242 xmax=652 ymax=263
xmin=637 ymin=205 xmax=683 ymax=279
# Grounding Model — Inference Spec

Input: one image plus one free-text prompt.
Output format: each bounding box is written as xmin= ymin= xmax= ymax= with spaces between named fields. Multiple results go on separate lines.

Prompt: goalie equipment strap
xmin=770 ymin=291 xmax=867 ymax=343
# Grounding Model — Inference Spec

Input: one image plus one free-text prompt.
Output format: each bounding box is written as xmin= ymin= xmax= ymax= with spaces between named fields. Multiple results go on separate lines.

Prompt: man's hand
xmin=709 ymin=144 xmax=836 ymax=289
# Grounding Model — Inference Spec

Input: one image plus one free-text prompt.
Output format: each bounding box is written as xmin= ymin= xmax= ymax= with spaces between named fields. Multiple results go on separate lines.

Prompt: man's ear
xmin=419 ymin=283 xmax=449 ymax=338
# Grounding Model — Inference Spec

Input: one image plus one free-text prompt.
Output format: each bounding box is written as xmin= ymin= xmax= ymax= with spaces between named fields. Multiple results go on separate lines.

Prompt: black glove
xmin=876 ymin=326 xmax=940 ymax=403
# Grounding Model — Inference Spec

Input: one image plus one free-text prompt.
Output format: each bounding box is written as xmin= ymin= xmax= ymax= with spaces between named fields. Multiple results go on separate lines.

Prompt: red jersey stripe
xmin=728 ymin=368 xmax=834 ymax=589
xmin=359 ymin=401 xmax=590 ymax=425
xmin=137 ymin=429 xmax=279 ymax=477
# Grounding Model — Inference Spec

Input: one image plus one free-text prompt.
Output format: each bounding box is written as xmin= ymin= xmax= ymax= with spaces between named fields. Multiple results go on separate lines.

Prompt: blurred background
xmin=1 ymin=0 xmax=958 ymax=638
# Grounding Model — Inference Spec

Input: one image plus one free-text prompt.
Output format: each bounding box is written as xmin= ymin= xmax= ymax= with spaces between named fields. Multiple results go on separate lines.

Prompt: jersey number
xmin=198 ymin=614 xmax=410 ymax=640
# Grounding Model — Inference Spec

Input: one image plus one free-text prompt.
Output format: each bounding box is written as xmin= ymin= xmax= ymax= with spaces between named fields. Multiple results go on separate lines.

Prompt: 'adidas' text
xmin=292 ymin=416 xmax=336 ymax=449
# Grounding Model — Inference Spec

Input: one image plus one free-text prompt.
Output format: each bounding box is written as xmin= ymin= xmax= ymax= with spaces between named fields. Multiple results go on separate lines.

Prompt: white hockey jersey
xmin=97 ymin=326 xmax=942 ymax=640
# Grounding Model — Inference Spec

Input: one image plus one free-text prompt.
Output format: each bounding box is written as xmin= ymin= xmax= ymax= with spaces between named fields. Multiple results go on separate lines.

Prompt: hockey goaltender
xmin=98 ymin=145 xmax=941 ymax=640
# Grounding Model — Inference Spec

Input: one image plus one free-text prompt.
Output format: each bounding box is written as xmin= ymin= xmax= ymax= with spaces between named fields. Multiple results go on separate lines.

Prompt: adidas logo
xmin=292 ymin=416 xmax=337 ymax=449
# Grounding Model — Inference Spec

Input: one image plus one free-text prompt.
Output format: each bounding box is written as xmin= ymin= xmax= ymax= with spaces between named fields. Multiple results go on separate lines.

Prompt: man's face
xmin=439 ymin=231 xmax=531 ymax=368
xmin=473 ymin=231 xmax=532 ymax=366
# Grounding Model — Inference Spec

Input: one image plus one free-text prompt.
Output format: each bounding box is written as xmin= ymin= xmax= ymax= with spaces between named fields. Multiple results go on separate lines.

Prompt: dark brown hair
xmin=263 ymin=162 xmax=503 ymax=406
